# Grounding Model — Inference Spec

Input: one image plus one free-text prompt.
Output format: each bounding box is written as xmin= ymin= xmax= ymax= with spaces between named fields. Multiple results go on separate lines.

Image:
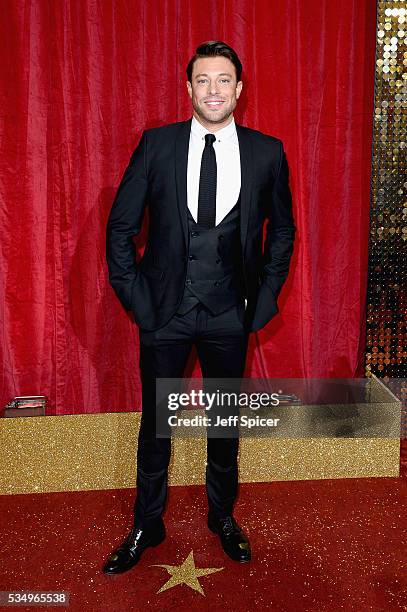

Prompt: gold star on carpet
xmin=151 ymin=550 xmax=224 ymax=595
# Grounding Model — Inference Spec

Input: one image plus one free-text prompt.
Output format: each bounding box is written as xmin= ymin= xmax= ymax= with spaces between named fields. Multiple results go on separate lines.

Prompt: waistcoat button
xmin=191 ymin=231 xmax=199 ymax=237
xmin=188 ymin=254 xmax=195 ymax=260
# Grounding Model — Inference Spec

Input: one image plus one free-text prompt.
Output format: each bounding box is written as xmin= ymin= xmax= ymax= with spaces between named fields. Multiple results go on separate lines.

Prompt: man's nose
xmin=208 ymin=81 xmax=219 ymax=95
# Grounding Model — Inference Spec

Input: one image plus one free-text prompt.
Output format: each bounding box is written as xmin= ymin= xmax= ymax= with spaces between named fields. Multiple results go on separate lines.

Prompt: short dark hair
xmin=186 ymin=41 xmax=242 ymax=83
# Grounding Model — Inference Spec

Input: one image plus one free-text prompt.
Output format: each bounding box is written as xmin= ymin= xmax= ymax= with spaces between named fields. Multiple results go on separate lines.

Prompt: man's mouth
xmin=205 ymin=100 xmax=225 ymax=107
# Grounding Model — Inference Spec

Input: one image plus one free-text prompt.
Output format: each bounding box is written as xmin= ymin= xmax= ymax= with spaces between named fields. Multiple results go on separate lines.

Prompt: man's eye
xmin=220 ymin=79 xmax=230 ymax=83
xmin=197 ymin=79 xmax=207 ymax=84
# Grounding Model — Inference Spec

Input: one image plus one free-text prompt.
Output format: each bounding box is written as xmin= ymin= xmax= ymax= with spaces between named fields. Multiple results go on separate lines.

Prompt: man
xmin=104 ymin=41 xmax=295 ymax=574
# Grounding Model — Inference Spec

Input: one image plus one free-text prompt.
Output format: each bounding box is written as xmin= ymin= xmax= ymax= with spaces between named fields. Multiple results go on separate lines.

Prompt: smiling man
xmin=104 ymin=41 xmax=296 ymax=574
xmin=187 ymin=55 xmax=242 ymax=128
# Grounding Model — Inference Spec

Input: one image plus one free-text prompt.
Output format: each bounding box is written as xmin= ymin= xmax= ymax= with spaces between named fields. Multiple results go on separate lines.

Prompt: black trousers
xmin=134 ymin=300 xmax=249 ymax=528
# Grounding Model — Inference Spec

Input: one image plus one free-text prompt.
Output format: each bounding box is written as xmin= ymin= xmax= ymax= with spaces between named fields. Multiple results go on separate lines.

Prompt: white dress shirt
xmin=187 ymin=115 xmax=241 ymax=226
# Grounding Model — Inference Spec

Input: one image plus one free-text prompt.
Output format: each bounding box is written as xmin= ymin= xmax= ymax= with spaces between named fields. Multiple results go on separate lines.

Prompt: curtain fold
xmin=0 ymin=0 xmax=376 ymax=414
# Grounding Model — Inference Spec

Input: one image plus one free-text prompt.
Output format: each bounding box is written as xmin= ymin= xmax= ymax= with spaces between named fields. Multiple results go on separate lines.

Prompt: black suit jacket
xmin=106 ymin=118 xmax=296 ymax=332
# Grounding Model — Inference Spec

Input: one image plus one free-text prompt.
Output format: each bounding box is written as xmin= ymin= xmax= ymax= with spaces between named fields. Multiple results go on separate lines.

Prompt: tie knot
xmin=204 ymin=133 xmax=216 ymax=147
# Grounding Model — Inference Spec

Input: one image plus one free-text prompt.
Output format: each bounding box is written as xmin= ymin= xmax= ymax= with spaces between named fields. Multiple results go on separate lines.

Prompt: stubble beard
xmin=193 ymin=99 xmax=236 ymax=126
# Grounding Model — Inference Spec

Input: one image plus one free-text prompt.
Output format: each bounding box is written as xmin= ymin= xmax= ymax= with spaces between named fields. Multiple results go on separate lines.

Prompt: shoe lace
xmin=125 ymin=528 xmax=143 ymax=546
xmin=219 ymin=516 xmax=235 ymax=535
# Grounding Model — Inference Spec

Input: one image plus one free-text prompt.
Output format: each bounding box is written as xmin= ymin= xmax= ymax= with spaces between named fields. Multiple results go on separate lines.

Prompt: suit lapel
xmin=175 ymin=118 xmax=253 ymax=256
xmin=175 ymin=118 xmax=192 ymax=252
xmin=236 ymin=123 xmax=253 ymax=256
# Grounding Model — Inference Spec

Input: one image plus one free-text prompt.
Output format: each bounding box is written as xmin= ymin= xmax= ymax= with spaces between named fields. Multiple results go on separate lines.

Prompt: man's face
xmin=186 ymin=56 xmax=243 ymax=129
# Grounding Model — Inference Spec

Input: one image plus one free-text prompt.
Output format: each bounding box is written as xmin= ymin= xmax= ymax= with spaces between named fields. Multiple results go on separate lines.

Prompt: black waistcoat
xmin=176 ymin=193 xmax=245 ymax=315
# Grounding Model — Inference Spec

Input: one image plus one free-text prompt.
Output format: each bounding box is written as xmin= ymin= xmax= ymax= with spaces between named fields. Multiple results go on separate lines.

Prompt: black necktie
xmin=197 ymin=133 xmax=217 ymax=228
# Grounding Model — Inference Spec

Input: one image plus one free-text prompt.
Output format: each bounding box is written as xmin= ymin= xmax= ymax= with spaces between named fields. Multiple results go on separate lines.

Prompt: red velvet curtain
xmin=0 ymin=0 xmax=376 ymax=414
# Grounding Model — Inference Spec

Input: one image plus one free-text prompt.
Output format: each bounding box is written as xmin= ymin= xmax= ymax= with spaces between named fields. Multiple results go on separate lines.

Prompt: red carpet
xmin=0 ymin=478 xmax=406 ymax=611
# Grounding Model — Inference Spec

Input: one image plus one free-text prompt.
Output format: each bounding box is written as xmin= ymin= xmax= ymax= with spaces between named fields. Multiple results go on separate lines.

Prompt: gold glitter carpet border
xmin=0 ymin=412 xmax=400 ymax=494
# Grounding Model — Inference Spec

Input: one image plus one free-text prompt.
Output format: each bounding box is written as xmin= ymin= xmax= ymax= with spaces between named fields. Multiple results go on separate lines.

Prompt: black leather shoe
xmin=208 ymin=514 xmax=251 ymax=562
xmin=102 ymin=520 xmax=166 ymax=574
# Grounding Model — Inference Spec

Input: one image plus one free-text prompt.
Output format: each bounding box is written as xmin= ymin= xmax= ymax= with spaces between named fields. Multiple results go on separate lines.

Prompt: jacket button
xmin=188 ymin=254 xmax=195 ymax=260
xmin=214 ymin=280 xmax=220 ymax=286
xmin=191 ymin=231 xmax=199 ymax=237
xmin=215 ymin=258 xmax=221 ymax=264
xmin=186 ymin=278 xmax=193 ymax=285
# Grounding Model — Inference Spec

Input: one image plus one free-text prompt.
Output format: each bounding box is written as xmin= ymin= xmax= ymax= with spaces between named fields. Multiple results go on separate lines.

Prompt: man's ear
xmin=186 ymin=80 xmax=192 ymax=99
xmin=236 ymin=80 xmax=243 ymax=99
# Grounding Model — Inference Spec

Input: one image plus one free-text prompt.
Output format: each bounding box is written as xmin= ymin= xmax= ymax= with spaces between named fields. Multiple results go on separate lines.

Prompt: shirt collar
xmin=191 ymin=115 xmax=237 ymax=142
